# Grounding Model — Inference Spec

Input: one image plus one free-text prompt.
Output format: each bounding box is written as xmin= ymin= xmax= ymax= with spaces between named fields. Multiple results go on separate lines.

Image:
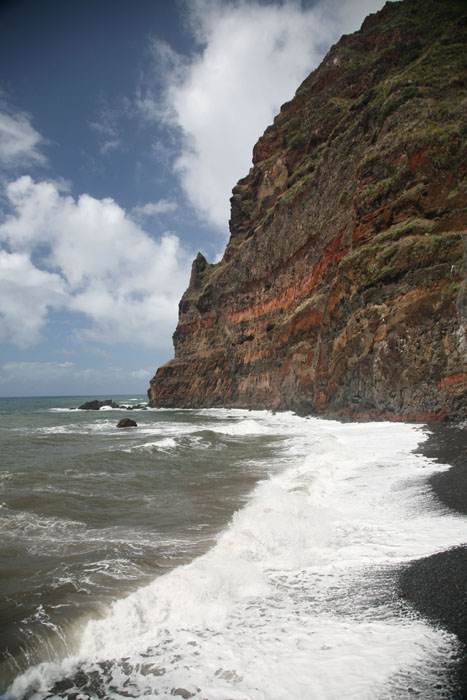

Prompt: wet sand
xmin=399 ymin=424 xmax=467 ymax=698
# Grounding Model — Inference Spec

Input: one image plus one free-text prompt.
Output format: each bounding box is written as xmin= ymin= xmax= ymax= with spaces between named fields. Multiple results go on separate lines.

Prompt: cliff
xmin=149 ymin=0 xmax=467 ymax=422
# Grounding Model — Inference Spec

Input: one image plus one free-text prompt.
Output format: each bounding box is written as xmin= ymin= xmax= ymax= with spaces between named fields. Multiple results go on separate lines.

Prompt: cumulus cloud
xmin=0 ymin=176 xmax=192 ymax=349
xmin=0 ymin=251 xmax=67 ymax=348
xmin=0 ymin=106 xmax=46 ymax=168
xmin=139 ymin=0 xmax=385 ymax=230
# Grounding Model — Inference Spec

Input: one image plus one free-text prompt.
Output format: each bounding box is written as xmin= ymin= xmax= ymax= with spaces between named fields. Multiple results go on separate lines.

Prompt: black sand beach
xmin=399 ymin=424 xmax=467 ymax=699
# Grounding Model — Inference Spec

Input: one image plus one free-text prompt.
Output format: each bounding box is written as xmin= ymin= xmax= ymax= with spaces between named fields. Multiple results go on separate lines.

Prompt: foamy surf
xmin=123 ymin=437 xmax=178 ymax=452
xmin=4 ymin=414 xmax=467 ymax=700
xmin=208 ymin=418 xmax=273 ymax=436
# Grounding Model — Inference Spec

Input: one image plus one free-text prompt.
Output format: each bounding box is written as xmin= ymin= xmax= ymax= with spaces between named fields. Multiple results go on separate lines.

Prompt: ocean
xmin=0 ymin=396 xmax=466 ymax=700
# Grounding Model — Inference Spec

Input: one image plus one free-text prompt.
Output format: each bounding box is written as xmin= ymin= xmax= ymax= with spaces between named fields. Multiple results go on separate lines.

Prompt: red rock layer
xmin=149 ymin=0 xmax=467 ymax=422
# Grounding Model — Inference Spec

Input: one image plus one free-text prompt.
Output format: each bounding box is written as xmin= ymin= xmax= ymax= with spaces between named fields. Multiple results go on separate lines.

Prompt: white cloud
xmin=0 ymin=107 xmax=46 ymax=167
xmin=130 ymin=368 xmax=152 ymax=380
xmin=99 ymin=139 xmax=121 ymax=155
xmin=131 ymin=199 xmax=177 ymax=220
xmin=0 ymin=251 xmax=67 ymax=348
xmin=89 ymin=97 xmax=133 ymax=155
xmin=89 ymin=102 xmax=123 ymax=156
xmin=0 ymin=176 xmax=192 ymax=349
xmin=140 ymin=0 xmax=385 ymax=230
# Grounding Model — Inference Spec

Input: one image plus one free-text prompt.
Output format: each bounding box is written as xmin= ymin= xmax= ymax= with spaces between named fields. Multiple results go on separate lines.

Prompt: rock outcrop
xmin=149 ymin=0 xmax=467 ymax=422
xmin=78 ymin=399 xmax=119 ymax=410
xmin=117 ymin=418 xmax=137 ymax=428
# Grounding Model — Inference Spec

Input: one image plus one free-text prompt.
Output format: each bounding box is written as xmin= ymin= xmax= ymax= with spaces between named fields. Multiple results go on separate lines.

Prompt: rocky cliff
xmin=149 ymin=0 xmax=467 ymax=422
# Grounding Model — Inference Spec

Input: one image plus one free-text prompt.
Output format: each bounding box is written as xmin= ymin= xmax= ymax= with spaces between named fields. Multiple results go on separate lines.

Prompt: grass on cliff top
xmin=294 ymin=0 xmax=466 ymax=97
xmin=294 ymin=0 xmax=465 ymax=141
xmin=267 ymin=4 xmax=466 ymax=222
xmin=378 ymin=0 xmax=467 ymax=41
xmin=227 ymin=0 xmax=466 ymax=283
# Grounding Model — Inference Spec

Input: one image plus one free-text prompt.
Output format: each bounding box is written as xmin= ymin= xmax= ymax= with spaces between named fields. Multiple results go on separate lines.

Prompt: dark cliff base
xmin=399 ymin=424 xmax=467 ymax=698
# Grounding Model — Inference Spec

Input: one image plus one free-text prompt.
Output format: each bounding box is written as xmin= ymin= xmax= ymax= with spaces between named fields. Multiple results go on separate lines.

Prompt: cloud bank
xmin=0 ymin=176 xmax=192 ymax=349
xmin=0 ymin=359 xmax=154 ymax=397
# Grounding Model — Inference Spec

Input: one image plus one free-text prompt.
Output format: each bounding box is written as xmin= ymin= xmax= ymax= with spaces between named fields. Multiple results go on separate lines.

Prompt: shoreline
xmin=399 ymin=424 xmax=467 ymax=698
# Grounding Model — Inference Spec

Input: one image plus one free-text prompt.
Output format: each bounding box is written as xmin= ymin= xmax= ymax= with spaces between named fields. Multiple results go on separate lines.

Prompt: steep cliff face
xmin=149 ymin=0 xmax=467 ymax=421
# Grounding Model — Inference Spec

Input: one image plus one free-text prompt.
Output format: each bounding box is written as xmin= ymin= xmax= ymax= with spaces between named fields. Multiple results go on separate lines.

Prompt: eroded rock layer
xmin=149 ymin=0 xmax=467 ymax=421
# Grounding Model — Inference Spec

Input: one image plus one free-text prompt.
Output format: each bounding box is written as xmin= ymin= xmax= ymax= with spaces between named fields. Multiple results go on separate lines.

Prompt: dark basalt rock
xmin=78 ymin=399 xmax=120 ymax=410
xmin=116 ymin=418 xmax=137 ymax=428
xmin=399 ymin=547 xmax=467 ymax=698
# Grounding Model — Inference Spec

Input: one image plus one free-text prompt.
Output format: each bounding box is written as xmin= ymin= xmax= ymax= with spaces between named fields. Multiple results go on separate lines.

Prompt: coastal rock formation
xmin=78 ymin=399 xmax=119 ymax=410
xmin=149 ymin=0 xmax=467 ymax=421
xmin=117 ymin=418 xmax=137 ymax=428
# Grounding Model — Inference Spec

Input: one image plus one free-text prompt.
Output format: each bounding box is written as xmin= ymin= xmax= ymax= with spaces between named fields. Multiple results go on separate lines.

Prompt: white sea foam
xmin=208 ymin=418 xmax=273 ymax=436
xmin=0 ymin=509 xmax=86 ymax=540
xmin=137 ymin=421 xmax=204 ymax=436
xmin=98 ymin=405 xmax=146 ymax=411
xmin=35 ymin=425 xmax=75 ymax=434
xmin=35 ymin=420 xmax=122 ymax=436
xmin=124 ymin=437 xmax=178 ymax=453
xmin=6 ymin=415 xmax=467 ymax=700
xmin=0 ymin=507 xmax=183 ymax=561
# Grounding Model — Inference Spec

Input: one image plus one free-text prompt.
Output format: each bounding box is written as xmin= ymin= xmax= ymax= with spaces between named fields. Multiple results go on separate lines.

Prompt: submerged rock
xmin=117 ymin=418 xmax=137 ymax=428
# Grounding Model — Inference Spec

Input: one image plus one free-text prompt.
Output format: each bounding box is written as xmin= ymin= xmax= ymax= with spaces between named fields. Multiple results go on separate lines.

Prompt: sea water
xmin=0 ymin=396 xmax=466 ymax=699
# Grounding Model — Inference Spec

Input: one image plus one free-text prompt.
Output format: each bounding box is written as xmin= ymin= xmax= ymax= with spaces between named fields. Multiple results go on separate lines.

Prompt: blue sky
xmin=0 ymin=0 xmax=385 ymax=397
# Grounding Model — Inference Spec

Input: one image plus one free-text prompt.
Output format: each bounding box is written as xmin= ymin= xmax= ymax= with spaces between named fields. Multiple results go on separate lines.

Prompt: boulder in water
xmin=117 ymin=418 xmax=137 ymax=428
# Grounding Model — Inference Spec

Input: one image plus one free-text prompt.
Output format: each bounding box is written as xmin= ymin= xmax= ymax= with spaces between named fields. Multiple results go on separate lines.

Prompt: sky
xmin=0 ymin=0 xmax=386 ymax=397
